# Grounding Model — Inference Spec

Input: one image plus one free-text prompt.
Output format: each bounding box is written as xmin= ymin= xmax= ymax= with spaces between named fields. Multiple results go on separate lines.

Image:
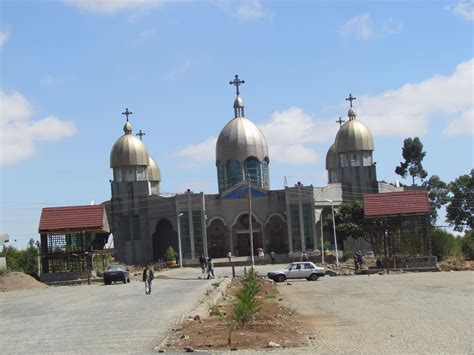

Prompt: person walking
xmin=199 ymin=254 xmax=206 ymax=274
xmin=270 ymin=251 xmax=276 ymax=265
xmin=143 ymin=265 xmax=154 ymax=295
xmin=302 ymin=252 xmax=308 ymax=262
xmin=207 ymin=257 xmax=215 ymax=279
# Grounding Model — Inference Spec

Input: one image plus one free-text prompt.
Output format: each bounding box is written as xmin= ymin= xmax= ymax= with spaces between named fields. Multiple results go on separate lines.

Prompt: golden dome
xmin=110 ymin=134 xmax=149 ymax=168
xmin=325 ymin=143 xmax=339 ymax=170
xmin=216 ymin=116 xmax=269 ymax=164
xmin=335 ymin=119 xmax=374 ymax=153
xmin=148 ymin=155 xmax=161 ymax=182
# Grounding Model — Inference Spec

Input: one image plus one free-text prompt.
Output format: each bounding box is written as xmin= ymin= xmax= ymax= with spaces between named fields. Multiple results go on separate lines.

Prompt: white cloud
xmin=237 ymin=0 xmax=268 ymax=21
xmin=340 ymin=13 xmax=375 ymax=40
xmin=0 ymin=91 xmax=77 ymax=166
xmin=174 ymin=137 xmax=217 ymax=170
xmin=341 ymin=14 xmax=404 ymax=40
xmin=167 ymin=60 xmax=191 ymax=81
xmin=382 ymin=18 xmax=404 ymax=34
xmin=67 ymin=0 xmax=164 ymax=14
xmin=355 ymin=58 xmax=474 ymax=137
xmin=445 ymin=0 xmax=474 ymax=21
xmin=0 ymin=29 xmax=9 ymax=46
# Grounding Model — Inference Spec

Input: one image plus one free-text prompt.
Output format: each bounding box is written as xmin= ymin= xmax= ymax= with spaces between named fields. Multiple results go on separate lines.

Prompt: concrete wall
xmin=0 ymin=257 xmax=6 ymax=270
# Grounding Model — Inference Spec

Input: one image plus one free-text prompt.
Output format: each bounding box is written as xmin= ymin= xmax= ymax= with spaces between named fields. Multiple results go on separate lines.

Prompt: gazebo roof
xmin=39 ymin=205 xmax=110 ymax=233
xmin=364 ymin=191 xmax=430 ymax=218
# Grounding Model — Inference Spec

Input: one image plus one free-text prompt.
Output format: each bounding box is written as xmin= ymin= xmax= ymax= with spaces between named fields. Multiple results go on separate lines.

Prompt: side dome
xmin=216 ymin=117 xmax=269 ymax=164
xmin=334 ymin=120 xmax=374 ymax=153
xmin=110 ymin=134 xmax=149 ymax=168
xmin=325 ymin=143 xmax=339 ymax=170
xmin=148 ymin=156 xmax=161 ymax=182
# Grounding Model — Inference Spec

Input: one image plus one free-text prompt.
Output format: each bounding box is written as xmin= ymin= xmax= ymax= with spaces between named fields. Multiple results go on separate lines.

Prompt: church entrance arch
xmin=152 ymin=218 xmax=178 ymax=261
xmin=264 ymin=214 xmax=288 ymax=254
xmin=232 ymin=213 xmax=262 ymax=257
xmin=207 ymin=218 xmax=229 ymax=258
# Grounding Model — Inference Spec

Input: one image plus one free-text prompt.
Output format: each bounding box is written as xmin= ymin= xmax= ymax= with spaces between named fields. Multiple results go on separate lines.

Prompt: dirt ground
xmin=163 ymin=278 xmax=310 ymax=352
xmin=0 ymin=272 xmax=48 ymax=292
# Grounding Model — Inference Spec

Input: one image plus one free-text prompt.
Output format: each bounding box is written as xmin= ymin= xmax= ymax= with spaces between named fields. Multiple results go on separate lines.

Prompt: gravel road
xmin=275 ymin=271 xmax=474 ymax=354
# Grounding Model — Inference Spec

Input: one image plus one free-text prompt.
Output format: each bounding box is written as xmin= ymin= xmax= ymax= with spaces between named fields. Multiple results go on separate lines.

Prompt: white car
xmin=267 ymin=262 xmax=325 ymax=282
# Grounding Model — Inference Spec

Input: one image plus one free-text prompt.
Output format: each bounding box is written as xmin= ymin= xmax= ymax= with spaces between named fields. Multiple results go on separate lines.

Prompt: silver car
xmin=267 ymin=262 xmax=325 ymax=282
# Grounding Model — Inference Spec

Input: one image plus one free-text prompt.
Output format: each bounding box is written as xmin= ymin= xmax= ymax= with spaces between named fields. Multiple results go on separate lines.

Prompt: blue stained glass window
xmin=226 ymin=160 xmax=242 ymax=188
xmin=244 ymin=157 xmax=260 ymax=186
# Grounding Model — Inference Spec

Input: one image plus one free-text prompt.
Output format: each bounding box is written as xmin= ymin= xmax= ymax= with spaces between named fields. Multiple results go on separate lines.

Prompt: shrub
xmin=164 ymin=246 xmax=177 ymax=259
xmin=233 ymin=270 xmax=261 ymax=327
xmin=431 ymin=228 xmax=462 ymax=261
xmin=460 ymin=230 xmax=474 ymax=260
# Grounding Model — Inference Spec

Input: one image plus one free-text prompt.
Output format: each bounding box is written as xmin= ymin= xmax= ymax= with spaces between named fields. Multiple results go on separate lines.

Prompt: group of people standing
xmin=199 ymin=255 xmax=215 ymax=279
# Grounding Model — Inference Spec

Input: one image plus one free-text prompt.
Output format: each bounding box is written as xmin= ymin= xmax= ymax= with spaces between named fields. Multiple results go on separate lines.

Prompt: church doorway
xmin=264 ymin=214 xmax=288 ymax=254
xmin=232 ymin=213 xmax=262 ymax=257
xmin=152 ymin=218 xmax=178 ymax=261
xmin=207 ymin=219 xmax=228 ymax=258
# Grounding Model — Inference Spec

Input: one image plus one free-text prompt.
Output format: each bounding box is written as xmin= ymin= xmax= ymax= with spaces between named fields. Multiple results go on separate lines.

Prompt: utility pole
xmin=247 ymin=173 xmax=255 ymax=268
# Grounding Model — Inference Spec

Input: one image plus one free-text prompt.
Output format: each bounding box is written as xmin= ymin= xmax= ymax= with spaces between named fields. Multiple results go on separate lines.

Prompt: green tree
xmin=424 ymin=175 xmax=450 ymax=225
xmin=446 ymin=172 xmax=474 ymax=232
xmin=431 ymin=228 xmax=461 ymax=261
xmin=395 ymin=137 xmax=428 ymax=185
xmin=329 ymin=200 xmax=386 ymax=256
xmin=0 ymin=238 xmax=39 ymax=275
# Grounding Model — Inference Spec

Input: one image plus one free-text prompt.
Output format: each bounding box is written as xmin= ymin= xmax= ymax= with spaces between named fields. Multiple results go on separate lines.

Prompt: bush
xmin=431 ymin=229 xmax=462 ymax=261
xmin=460 ymin=230 xmax=474 ymax=260
xmin=164 ymin=246 xmax=177 ymax=259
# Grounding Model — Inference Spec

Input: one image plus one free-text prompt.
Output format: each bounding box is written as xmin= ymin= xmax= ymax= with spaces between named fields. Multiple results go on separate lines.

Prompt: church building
xmin=105 ymin=76 xmax=401 ymax=265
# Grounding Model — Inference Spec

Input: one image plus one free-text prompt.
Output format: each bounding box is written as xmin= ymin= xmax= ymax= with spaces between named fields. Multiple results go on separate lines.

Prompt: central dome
xmin=334 ymin=119 xmax=374 ymax=153
xmin=216 ymin=116 xmax=269 ymax=164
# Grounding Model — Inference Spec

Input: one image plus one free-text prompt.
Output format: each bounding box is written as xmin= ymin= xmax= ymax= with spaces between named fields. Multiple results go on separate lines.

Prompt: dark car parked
xmin=103 ymin=264 xmax=130 ymax=285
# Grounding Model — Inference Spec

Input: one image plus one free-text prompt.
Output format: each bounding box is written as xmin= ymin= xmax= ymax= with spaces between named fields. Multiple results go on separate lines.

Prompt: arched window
xmin=226 ymin=160 xmax=242 ymax=188
xmin=244 ymin=157 xmax=260 ymax=186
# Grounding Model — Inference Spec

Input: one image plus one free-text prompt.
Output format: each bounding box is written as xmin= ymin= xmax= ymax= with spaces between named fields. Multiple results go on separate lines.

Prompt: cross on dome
xmin=345 ymin=94 xmax=356 ymax=108
xmin=229 ymin=74 xmax=245 ymax=96
xmin=336 ymin=116 xmax=345 ymax=127
xmin=136 ymin=129 xmax=145 ymax=141
xmin=122 ymin=108 xmax=133 ymax=121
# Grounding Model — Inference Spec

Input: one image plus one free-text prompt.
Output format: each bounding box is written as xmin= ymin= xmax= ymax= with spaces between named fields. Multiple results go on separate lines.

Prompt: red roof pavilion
xmin=364 ymin=190 xmax=430 ymax=218
xmin=38 ymin=205 xmax=110 ymax=233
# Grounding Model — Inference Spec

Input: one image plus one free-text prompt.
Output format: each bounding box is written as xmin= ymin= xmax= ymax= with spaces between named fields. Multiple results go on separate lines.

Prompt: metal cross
xmin=345 ymin=94 xmax=356 ymax=107
xmin=122 ymin=108 xmax=133 ymax=121
xmin=136 ymin=129 xmax=145 ymax=141
xmin=336 ymin=116 xmax=345 ymax=127
xmin=229 ymin=74 xmax=245 ymax=95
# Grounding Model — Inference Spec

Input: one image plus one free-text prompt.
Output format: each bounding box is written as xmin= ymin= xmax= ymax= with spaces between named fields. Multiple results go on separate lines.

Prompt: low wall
xmin=0 ymin=257 xmax=6 ymax=270
xmin=40 ymin=271 xmax=91 ymax=283
xmin=383 ymin=256 xmax=437 ymax=269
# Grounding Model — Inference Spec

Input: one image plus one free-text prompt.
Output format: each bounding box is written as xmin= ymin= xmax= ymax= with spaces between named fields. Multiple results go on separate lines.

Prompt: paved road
xmin=0 ymin=264 xmax=281 ymax=354
xmin=0 ymin=274 xmax=212 ymax=354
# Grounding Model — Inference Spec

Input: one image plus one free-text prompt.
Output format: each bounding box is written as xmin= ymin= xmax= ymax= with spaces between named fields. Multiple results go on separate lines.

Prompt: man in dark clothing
xmin=199 ymin=254 xmax=206 ymax=273
xmin=142 ymin=265 xmax=154 ymax=295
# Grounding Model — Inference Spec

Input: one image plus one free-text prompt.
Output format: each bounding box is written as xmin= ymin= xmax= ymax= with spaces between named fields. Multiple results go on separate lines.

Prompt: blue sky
xmin=1 ymin=0 xmax=473 ymax=247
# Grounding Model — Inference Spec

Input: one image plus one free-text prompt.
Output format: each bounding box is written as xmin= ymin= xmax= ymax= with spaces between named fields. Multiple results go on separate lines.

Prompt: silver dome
xmin=148 ymin=155 xmax=161 ymax=182
xmin=216 ymin=116 xmax=269 ymax=164
xmin=334 ymin=119 xmax=374 ymax=153
xmin=325 ymin=143 xmax=339 ymax=170
xmin=110 ymin=134 xmax=150 ymax=168
xmin=233 ymin=96 xmax=244 ymax=108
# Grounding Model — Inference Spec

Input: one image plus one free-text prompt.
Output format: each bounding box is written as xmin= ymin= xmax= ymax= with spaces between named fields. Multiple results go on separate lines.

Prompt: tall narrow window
xmin=262 ymin=158 xmax=270 ymax=189
xmin=179 ymin=212 xmax=191 ymax=258
xmin=290 ymin=204 xmax=301 ymax=251
xmin=302 ymin=203 xmax=314 ymax=250
xmin=192 ymin=210 xmax=203 ymax=257
xmin=244 ymin=157 xmax=260 ymax=186
xmin=226 ymin=160 xmax=242 ymax=188
xmin=217 ymin=165 xmax=226 ymax=193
